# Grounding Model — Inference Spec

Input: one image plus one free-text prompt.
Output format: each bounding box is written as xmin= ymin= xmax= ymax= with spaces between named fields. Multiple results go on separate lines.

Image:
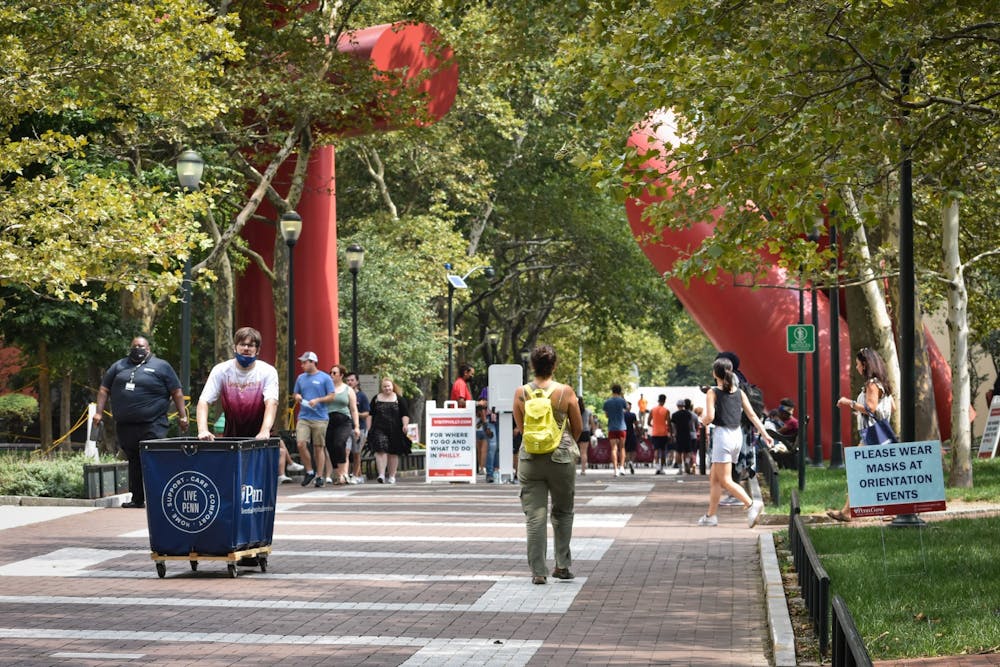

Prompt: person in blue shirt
xmin=603 ymin=384 xmax=628 ymax=477
xmin=292 ymin=352 xmax=335 ymax=486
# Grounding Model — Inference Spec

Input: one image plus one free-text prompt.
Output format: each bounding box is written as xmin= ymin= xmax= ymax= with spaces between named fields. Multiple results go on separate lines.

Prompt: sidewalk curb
xmin=0 ymin=493 xmax=130 ymax=508
xmin=748 ymin=476 xmax=797 ymax=666
xmin=760 ymin=533 xmax=797 ymax=666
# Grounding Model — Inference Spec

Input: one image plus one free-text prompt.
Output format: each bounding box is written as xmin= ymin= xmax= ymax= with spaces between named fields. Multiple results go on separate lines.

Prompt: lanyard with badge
xmin=124 ymin=359 xmax=147 ymax=391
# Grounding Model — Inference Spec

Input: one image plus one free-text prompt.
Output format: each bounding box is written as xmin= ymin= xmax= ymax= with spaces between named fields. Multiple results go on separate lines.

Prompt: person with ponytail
xmin=697 ymin=356 xmax=773 ymax=527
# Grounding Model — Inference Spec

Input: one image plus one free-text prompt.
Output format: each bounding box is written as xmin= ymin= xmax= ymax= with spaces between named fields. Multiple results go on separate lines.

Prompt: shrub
xmin=0 ymin=393 xmax=38 ymax=436
xmin=0 ymin=451 xmax=112 ymax=498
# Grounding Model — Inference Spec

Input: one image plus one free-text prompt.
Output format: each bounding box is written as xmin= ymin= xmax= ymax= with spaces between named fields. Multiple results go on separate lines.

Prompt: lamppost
xmin=808 ymin=224 xmax=823 ymax=467
xmin=445 ymin=263 xmax=495 ymax=390
xmin=175 ymin=150 xmax=204 ymax=399
xmin=828 ymin=223 xmax=845 ymax=468
xmin=345 ymin=244 xmax=364 ymax=373
xmin=279 ymin=211 xmax=303 ymax=395
xmin=487 ymin=332 xmax=499 ymax=366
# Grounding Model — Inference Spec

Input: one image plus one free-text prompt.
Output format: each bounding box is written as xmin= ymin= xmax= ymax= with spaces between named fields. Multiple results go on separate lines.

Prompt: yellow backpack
xmin=522 ymin=384 xmax=565 ymax=454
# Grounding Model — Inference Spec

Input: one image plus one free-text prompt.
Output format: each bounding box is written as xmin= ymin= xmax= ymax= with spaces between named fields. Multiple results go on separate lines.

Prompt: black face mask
xmin=128 ymin=347 xmax=149 ymax=364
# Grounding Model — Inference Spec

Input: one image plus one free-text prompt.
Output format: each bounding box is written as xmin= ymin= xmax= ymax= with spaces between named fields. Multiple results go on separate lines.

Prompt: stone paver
xmin=1 ymin=466 xmax=773 ymax=666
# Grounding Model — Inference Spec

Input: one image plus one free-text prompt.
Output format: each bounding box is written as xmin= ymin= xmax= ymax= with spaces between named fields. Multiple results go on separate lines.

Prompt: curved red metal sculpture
xmin=236 ymin=22 xmax=458 ymax=368
xmin=625 ymin=114 xmax=951 ymax=454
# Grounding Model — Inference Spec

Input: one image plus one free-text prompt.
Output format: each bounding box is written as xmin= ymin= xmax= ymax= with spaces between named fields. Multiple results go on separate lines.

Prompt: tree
xmin=571 ymin=0 xmax=1000 ymax=485
xmin=0 ymin=2 xmax=242 ymax=306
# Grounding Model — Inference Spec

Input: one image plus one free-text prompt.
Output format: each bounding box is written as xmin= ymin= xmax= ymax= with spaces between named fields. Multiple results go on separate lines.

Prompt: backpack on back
xmin=522 ymin=384 xmax=565 ymax=454
xmin=740 ymin=381 xmax=765 ymax=431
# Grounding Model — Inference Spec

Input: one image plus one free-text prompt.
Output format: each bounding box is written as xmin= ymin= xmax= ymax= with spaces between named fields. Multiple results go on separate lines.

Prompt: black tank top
xmin=712 ymin=387 xmax=743 ymax=428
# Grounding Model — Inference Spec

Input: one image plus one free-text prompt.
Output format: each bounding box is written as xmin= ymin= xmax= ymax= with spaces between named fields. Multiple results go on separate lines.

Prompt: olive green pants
xmin=518 ymin=450 xmax=576 ymax=577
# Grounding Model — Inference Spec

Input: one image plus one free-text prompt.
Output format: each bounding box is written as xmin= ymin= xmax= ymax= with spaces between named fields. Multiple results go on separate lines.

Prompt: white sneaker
xmin=747 ymin=500 xmax=765 ymax=528
xmin=286 ymin=462 xmax=305 ymax=472
xmin=277 ymin=474 xmax=292 ymax=484
xmin=697 ymin=514 xmax=718 ymax=526
xmin=325 ymin=476 xmax=333 ymax=484
xmin=719 ymin=495 xmax=743 ymax=507
xmin=377 ymin=475 xmax=385 ymax=484
xmin=387 ymin=476 xmax=396 ymax=484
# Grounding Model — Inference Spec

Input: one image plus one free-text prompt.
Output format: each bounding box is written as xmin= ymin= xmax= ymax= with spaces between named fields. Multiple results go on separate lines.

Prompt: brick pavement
xmin=0 ymin=467 xmax=771 ymax=666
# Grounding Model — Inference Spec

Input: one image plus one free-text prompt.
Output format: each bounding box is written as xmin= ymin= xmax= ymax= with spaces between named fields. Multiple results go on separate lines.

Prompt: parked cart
xmin=140 ymin=437 xmax=278 ymax=578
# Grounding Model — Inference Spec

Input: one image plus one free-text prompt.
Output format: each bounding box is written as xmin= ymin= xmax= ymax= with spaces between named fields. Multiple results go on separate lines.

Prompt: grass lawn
xmin=772 ymin=456 xmax=1000 ymax=660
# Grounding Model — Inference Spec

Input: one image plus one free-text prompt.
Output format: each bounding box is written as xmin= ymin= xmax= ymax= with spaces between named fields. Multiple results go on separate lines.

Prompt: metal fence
xmin=757 ymin=444 xmax=780 ymax=506
xmin=788 ymin=490 xmax=831 ymax=655
xmin=832 ymin=595 xmax=873 ymax=667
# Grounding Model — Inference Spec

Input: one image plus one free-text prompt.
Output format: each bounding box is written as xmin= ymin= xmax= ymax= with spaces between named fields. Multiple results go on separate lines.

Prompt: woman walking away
xmin=513 ymin=345 xmax=583 ymax=585
xmin=366 ymin=377 xmax=410 ymax=484
xmin=828 ymin=347 xmax=896 ymax=522
xmin=698 ymin=356 xmax=773 ymax=528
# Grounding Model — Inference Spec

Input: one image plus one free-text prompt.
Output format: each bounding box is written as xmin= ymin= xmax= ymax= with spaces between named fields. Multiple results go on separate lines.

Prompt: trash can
xmin=140 ymin=437 xmax=279 ymax=578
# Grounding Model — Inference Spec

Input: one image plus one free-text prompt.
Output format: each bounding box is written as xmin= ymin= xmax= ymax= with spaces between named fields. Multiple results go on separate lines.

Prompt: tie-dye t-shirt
xmin=200 ymin=359 xmax=280 ymax=437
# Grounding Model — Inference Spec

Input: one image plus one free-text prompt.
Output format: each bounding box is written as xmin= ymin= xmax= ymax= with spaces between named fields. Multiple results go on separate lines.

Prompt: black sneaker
xmin=314 ymin=476 xmax=325 ymax=487
xmin=300 ymin=471 xmax=316 ymax=487
xmin=122 ymin=501 xmax=145 ymax=509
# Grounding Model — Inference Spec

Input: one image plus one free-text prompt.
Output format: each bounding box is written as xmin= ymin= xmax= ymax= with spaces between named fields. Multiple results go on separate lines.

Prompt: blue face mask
xmin=235 ymin=352 xmax=257 ymax=368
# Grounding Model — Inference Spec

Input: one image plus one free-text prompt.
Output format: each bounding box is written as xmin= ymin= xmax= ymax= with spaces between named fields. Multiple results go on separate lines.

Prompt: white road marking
xmin=51 ymin=652 xmax=144 ymax=660
xmin=585 ymin=495 xmax=645 ymax=507
xmin=0 ymin=577 xmax=586 ymax=613
xmin=3 ymin=629 xmax=542 ymax=666
xmin=0 ymin=539 xmax=613 ymax=578
xmin=0 ymin=506 xmax=100 ymax=531
xmin=274 ymin=514 xmax=630 ymax=528
xmin=0 ymin=547 xmax=136 ymax=577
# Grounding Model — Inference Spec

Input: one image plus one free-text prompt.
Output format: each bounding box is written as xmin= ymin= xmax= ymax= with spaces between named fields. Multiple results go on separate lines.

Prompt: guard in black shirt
xmin=93 ymin=337 xmax=188 ymax=508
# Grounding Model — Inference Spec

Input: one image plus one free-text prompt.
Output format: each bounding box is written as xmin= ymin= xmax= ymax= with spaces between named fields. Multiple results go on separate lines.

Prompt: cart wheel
xmin=258 ymin=557 xmax=267 ymax=573
xmin=155 ymin=562 xmax=166 ymax=578
xmin=227 ymin=563 xmax=238 ymax=578
xmin=190 ymin=560 xmax=198 ymax=572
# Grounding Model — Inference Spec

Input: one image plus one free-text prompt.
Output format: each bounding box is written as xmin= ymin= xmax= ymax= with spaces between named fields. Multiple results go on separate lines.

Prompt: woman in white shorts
xmin=698 ymin=357 xmax=773 ymax=527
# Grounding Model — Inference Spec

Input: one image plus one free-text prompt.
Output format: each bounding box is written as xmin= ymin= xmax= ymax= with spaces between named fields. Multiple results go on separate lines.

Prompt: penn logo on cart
xmin=162 ymin=471 xmax=221 ymax=533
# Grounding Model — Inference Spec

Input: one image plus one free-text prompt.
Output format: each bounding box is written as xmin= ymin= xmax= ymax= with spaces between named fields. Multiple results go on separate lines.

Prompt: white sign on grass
xmin=845 ymin=440 xmax=946 ymax=518
xmin=977 ymin=395 xmax=1000 ymax=459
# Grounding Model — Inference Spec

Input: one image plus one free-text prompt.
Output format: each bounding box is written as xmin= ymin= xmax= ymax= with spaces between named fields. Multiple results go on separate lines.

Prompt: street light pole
xmin=279 ymin=211 xmax=303 ymax=396
xmin=444 ymin=263 xmax=495 ymax=391
xmin=175 ymin=150 xmax=204 ymax=399
xmin=829 ymin=224 xmax=844 ymax=468
xmin=345 ymin=244 xmax=364 ymax=373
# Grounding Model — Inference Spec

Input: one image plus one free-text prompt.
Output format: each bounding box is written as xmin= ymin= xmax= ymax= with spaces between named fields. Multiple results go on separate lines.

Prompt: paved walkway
xmin=0 ymin=467 xmax=772 ymax=666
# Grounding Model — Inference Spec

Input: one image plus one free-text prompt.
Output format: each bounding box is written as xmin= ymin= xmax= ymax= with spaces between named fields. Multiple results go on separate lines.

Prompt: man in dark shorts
xmin=670 ymin=398 xmax=698 ymax=474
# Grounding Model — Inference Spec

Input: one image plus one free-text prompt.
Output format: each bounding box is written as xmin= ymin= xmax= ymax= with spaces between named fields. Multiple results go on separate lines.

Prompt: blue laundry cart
xmin=140 ymin=437 xmax=278 ymax=578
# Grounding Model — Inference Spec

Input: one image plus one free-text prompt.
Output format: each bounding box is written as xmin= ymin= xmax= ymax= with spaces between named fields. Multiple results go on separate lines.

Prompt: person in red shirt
xmin=450 ymin=363 xmax=475 ymax=407
xmin=648 ymin=394 xmax=671 ymax=474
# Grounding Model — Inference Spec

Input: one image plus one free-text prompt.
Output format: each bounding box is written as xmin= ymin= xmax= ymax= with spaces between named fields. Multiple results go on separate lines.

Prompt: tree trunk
xmin=59 ymin=370 xmax=72 ymax=452
xmin=36 ymin=340 xmax=52 ymax=451
xmin=120 ymin=285 xmax=156 ymax=334
xmin=841 ymin=188 xmax=901 ymax=432
xmin=213 ymin=251 xmax=235 ymax=364
xmin=942 ymin=197 xmax=972 ymax=487
xmin=273 ymin=233 xmax=291 ymax=431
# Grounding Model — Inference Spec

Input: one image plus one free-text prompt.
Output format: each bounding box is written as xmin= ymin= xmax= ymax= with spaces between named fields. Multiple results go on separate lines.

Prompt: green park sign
xmin=786 ymin=324 xmax=816 ymax=353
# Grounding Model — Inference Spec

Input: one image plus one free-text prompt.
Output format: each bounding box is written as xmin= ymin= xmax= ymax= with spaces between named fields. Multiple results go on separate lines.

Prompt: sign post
xmin=424 ymin=401 xmax=476 ymax=483
xmin=489 ymin=364 xmax=524 ymax=484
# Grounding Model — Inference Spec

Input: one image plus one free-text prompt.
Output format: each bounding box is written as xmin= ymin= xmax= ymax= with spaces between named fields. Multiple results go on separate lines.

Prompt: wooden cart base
xmin=150 ymin=546 xmax=272 ymax=578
